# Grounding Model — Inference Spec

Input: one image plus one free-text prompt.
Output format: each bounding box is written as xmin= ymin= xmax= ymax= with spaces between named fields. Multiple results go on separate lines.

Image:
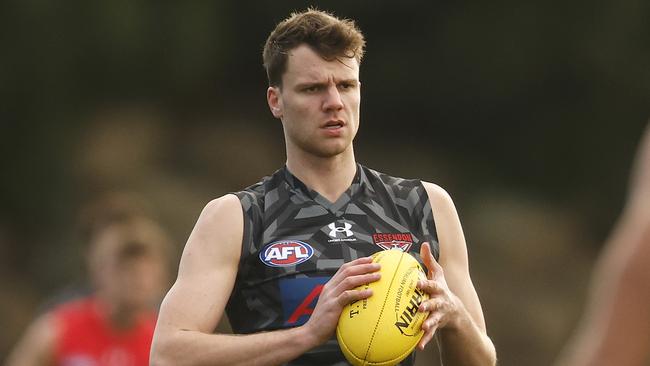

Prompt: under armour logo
xmin=328 ymin=222 xmax=353 ymax=238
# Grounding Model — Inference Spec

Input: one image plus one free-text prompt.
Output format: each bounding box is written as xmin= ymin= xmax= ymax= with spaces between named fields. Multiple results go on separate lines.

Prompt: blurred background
xmin=1 ymin=1 xmax=649 ymax=365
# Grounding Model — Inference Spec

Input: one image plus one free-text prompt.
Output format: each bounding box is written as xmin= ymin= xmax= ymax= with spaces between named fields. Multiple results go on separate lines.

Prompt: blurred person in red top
xmin=556 ymin=123 xmax=650 ymax=366
xmin=6 ymin=193 xmax=172 ymax=366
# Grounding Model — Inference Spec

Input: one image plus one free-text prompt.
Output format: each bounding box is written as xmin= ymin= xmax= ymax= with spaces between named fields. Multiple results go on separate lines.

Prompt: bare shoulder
xmin=6 ymin=313 xmax=57 ymax=366
xmin=177 ymin=194 xmax=244 ymax=277
xmin=419 ymin=183 xmax=488 ymax=331
xmin=420 ymin=181 xmax=457 ymax=216
xmin=156 ymin=194 xmax=244 ymax=334
xmin=419 ymin=181 xmax=468 ymax=266
xmin=199 ymin=194 xmax=243 ymax=225
xmin=421 ymin=181 xmax=451 ymax=198
xmin=192 ymin=194 xmax=243 ymax=243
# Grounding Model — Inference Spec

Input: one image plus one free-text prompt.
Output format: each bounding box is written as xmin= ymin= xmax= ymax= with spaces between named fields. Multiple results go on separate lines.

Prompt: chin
xmin=311 ymin=147 xmax=348 ymax=158
xmin=304 ymin=140 xmax=351 ymax=158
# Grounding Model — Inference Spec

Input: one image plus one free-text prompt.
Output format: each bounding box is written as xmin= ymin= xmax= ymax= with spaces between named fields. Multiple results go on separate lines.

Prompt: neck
xmin=286 ymin=147 xmax=357 ymax=203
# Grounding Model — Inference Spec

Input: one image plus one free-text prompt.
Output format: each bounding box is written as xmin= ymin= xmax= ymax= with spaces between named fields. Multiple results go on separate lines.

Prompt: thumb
xmin=420 ymin=242 xmax=442 ymax=279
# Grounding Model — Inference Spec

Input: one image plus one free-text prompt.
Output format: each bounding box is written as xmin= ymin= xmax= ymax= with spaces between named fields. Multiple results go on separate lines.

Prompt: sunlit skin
xmin=147 ymin=33 xmax=495 ymax=366
xmin=555 ymin=124 xmax=650 ymax=366
xmin=267 ymin=44 xmax=361 ymax=166
xmin=263 ymin=45 xmax=494 ymax=363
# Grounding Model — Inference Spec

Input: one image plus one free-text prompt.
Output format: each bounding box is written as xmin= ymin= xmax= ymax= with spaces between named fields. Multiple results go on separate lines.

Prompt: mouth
xmin=322 ymin=120 xmax=345 ymax=129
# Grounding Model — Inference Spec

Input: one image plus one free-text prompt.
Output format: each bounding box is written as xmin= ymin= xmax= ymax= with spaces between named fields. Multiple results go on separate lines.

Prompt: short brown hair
xmin=263 ymin=8 xmax=366 ymax=87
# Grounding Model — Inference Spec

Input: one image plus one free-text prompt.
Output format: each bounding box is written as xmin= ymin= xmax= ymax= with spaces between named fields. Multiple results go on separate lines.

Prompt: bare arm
xmin=5 ymin=314 xmax=56 ymax=366
xmin=150 ymin=194 xmax=381 ymax=366
xmin=418 ymin=182 xmax=496 ymax=366
xmin=556 ymin=124 xmax=650 ymax=366
xmin=557 ymin=217 xmax=650 ymax=366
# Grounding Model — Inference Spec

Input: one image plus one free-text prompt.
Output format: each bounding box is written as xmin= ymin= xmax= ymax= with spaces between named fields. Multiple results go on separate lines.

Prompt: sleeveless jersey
xmin=227 ymin=164 xmax=439 ymax=366
xmin=53 ymin=296 xmax=157 ymax=366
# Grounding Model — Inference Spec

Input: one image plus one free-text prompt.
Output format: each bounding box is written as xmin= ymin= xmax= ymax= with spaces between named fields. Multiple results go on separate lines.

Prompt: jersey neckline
xmin=280 ymin=163 xmax=369 ymax=216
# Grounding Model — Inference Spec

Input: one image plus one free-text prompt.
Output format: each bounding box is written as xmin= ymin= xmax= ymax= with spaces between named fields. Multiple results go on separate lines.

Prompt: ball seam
xmin=362 ymin=250 xmax=405 ymax=363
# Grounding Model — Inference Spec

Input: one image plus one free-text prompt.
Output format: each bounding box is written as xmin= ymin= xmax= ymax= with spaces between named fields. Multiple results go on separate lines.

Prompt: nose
xmin=322 ymin=84 xmax=344 ymax=112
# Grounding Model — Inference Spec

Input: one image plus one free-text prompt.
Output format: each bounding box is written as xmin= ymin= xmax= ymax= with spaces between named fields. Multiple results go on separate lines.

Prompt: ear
xmin=267 ymin=86 xmax=283 ymax=119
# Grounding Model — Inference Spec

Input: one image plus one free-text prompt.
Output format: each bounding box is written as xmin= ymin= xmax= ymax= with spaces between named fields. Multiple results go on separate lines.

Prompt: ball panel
xmin=337 ymin=250 xmax=404 ymax=364
xmin=336 ymin=331 xmax=365 ymax=366
xmin=337 ymin=250 xmax=429 ymax=366
xmin=367 ymin=255 xmax=428 ymax=364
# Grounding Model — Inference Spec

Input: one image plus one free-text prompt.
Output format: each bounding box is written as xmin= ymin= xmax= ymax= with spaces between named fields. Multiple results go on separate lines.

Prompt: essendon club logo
xmin=259 ymin=240 xmax=314 ymax=267
xmin=372 ymin=233 xmax=414 ymax=252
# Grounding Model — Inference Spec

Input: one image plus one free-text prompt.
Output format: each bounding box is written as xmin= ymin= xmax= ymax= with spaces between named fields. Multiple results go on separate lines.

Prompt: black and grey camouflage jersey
xmin=226 ymin=164 xmax=440 ymax=366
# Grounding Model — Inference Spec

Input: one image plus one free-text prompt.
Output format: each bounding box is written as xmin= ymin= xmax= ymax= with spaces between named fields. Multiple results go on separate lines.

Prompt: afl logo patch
xmin=260 ymin=240 xmax=314 ymax=267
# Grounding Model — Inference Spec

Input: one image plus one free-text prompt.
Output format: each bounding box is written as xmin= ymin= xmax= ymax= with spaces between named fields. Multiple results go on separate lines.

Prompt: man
xmin=6 ymin=194 xmax=171 ymax=366
xmin=150 ymin=9 xmax=496 ymax=365
xmin=556 ymin=124 xmax=650 ymax=366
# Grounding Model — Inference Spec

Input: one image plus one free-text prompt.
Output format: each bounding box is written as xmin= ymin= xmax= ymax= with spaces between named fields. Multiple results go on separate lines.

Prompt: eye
xmin=303 ymin=85 xmax=321 ymax=93
xmin=338 ymin=82 xmax=357 ymax=91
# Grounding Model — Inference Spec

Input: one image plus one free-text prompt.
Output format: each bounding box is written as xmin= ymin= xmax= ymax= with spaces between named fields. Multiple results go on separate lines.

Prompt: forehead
xmin=283 ymin=44 xmax=359 ymax=85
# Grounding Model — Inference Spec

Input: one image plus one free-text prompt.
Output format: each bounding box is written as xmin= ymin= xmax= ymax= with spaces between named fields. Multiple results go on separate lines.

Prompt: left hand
xmin=416 ymin=241 xmax=463 ymax=350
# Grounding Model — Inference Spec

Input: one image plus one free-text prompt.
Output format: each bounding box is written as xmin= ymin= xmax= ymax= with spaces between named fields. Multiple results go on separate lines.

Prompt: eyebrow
xmin=338 ymin=79 xmax=360 ymax=85
xmin=294 ymin=81 xmax=325 ymax=89
xmin=294 ymin=79 xmax=359 ymax=89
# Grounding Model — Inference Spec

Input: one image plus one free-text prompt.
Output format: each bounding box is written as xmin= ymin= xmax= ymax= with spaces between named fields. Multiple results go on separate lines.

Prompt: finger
xmin=327 ymin=258 xmax=379 ymax=287
xmin=337 ymin=288 xmax=373 ymax=307
xmin=342 ymin=256 xmax=375 ymax=267
xmin=341 ymin=262 xmax=381 ymax=276
xmin=333 ymin=271 xmax=381 ymax=296
xmin=333 ymin=262 xmax=380 ymax=283
xmin=418 ymin=279 xmax=443 ymax=296
xmin=336 ymin=257 xmax=374 ymax=271
xmin=420 ymin=242 xmax=443 ymax=279
xmin=418 ymin=327 xmax=437 ymax=350
xmin=419 ymin=297 xmax=439 ymax=313
xmin=420 ymin=242 xmax=436 ymax=278
xmin=422 ymin=313 xmax=442 ymax=332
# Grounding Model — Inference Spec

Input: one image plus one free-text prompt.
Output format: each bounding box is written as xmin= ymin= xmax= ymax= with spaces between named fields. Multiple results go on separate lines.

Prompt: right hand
xmin=303 ymin=256 xmax=381 ymax=345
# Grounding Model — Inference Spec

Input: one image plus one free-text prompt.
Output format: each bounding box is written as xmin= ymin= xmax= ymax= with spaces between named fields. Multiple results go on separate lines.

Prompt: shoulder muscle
xmin=158 ymin=194 xmax=244 ymax=334
xmin=178 ymin=194 xmax=244 ymax=280
xmin=420 ymin=181 xmax=467 ymax=268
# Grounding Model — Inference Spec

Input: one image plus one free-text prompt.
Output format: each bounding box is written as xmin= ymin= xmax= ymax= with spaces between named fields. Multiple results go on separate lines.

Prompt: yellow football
xmin=336 ymin=249 xmax=429 ymax=366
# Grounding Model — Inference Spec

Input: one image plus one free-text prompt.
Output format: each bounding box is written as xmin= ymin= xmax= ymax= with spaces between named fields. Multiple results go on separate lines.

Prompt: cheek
xmin=282 ymin=102 xmax=316 ymax=135
xmin=347 ymin=94 xmax=361 ymax=126
xmin=344 ymin=92 xmax=360 ymax=112
xmin=353 ymin=93 xmax=361 ymax=110
xmin=284 ymin=97 xmax=313 ymax=119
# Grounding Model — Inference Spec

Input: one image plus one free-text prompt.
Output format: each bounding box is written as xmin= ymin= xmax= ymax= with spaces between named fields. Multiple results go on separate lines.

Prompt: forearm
xmin=151 ymin=325 xmax=318 ymax=366
xmin=437 ymin=306 xmax=496 ymax=366
xmin=556 ymin=223 xmax=650 ymax=366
